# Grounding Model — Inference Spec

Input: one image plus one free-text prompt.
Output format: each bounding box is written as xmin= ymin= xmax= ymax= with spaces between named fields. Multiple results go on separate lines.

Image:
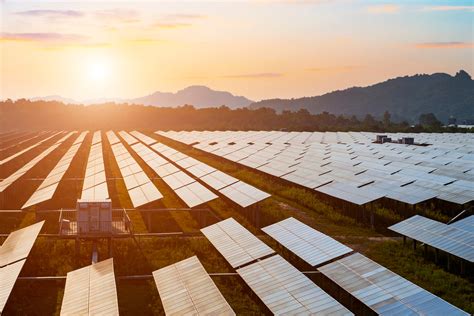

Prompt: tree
xmin=383 ymin=111 xmax=391 ymax=126
xmin=419 ymin=113 xmax=442 ymax=129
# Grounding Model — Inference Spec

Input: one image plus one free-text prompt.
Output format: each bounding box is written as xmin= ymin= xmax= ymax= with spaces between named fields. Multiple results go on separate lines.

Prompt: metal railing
xmin=58 ymin=209 xmax=132 ymax=236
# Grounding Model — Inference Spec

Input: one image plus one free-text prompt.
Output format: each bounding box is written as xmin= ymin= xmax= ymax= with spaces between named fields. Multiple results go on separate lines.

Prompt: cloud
xmin=152 ymin=22 xmax=192 ymax=29
xmin=367 ymin=4 xmax=400 ymax=14
xmin=165 ymin=14 xmax=206 ymax=20
xmin=94 ymin=9 xmax=139 ymax=23
xmin=14 ymin=10 xmax=84 ymax=18
xmin=307 ymin=65 xmax=363 ymax=72
xmin=422 ymin=6 xmax=474 ymax=12
xmin=125 ymin=38 xmax=167 ymax=45
xmin=414 ymin=42 xmax=473 ymax=49
xmin=222 ymin=73 xmax=284 ymax=79
xmin=0 ymin=32 xmax=88 ymax=43
xmin=150 ymin=13 xmax=205 ymax=30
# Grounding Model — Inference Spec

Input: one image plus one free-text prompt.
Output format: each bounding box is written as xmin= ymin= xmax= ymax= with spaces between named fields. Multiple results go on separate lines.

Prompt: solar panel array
xmin=81 ymin=131 xmax=109 ymax=200
xmin=118 ymin=130 xmax=139 ymax=145
xmin=1 ymin=132 xmax=45 ymax=152
xmin=237 ymin=255 xmax=353 ymax=315
xmin=0 ymin=132 xmax=75 ymax=193
xmin=60 ymin=258 xmax=119 ymax=316
xmin=158 ymin=131 xmax=474 ymax=206
xmin=106 ymin=130 xmax=121 ymax=145
xmin=318 ymin=253 xmax=469 ymax=315
xmin=153 ymin=256 xmax=235 ymax=315
xmin=109 ymin=133 xmax=163 ymax=207
xmin=128 ymin=140 xmax=217 ymax=208
xmin=0 ymin=131 xmax=62 ymax=165
xmin=201 ymin=217 xmax=275 ymax=268
xmin=149 ymin=141 xmax=270 ymax=208
xmin=0 ymin=221 xmax=44 ymax=313
xmin=262 ymin=217 xmax=353 ymax=266
xmin=389 ymin=215 xmax=474 ymax=262
xmin=130 ymin=130 xmax=157 ymax=146
xmin=22 ymin=132 xmax=88 ymax=208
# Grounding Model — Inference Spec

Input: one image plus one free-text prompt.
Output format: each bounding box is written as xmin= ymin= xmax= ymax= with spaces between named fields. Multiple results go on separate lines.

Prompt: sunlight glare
xmin=86 ymin=60 xmax=109 ymax=83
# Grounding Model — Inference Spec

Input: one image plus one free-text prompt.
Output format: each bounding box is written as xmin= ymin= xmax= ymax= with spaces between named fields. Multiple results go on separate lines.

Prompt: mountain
xmin=29 ymin=86 xmax=254 ymax=109
xmin=128 ymin=85 xmax=253 ymax=108
xmin=249 ymin=70 xmax=474 ymax=123
xmin=30 ymin=95 xmax=78 ymax=104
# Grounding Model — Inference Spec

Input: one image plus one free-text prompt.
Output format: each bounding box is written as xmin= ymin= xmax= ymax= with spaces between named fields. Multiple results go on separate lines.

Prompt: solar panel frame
xmin=152 ymin=256 xmax=235 ymax=315
xmin=0 ymin=221 xmax=44 ymax=267
xmin=218 ymin=181 xmax=270 ymax=208
xmin=237 ymin=255 xmax=353 ymax=315
xmin=389 ymin=215 xmax=474 ymax=262
xmin=318 ymin=253 xmax=469 ymax=315
xmin=22 ymin=132 xmax=87 ymax=208
xmin=201 ymin=218 xmax=275 ymax=268
xmin=262 ymin=217 xmax=352 ymax=266
xmin=60 ymin=258 xmax=119 ymax=316
xmin=0 ymin=259 xmax=26 ymax=313
xmin=174 ymin=181 xmax=218 ymax=208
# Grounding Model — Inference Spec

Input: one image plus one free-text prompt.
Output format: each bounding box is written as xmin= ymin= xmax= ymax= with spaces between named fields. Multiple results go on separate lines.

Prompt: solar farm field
xmin=0 ymin=130 xmax=473 ymax=315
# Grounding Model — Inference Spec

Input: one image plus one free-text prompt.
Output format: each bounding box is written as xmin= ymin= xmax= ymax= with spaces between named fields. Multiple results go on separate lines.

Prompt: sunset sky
xmin=1 ymin=0 xmax=473 ymax=101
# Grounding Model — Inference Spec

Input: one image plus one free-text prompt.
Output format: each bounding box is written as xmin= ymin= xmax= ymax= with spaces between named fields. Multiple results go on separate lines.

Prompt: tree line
xmin=0 ymin=99 xmax=471 ymax=133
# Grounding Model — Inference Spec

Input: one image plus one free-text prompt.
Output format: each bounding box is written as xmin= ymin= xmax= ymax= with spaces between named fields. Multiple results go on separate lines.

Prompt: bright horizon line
xmin=3 ymin=68 xmax=470 ymax=103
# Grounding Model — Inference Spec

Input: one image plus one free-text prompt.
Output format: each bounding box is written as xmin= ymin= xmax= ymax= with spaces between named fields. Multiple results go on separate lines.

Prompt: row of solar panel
xmin=389 ymin=215 xmax=474 ymax=263
xmin=158 ymin=130 xmax=474 ymax=149
xmin=119 ymin=131 xmax=271 ymax=208
xmin=158 ymin=131 xmax=474 ymax=206
xmin=0 ymin=132 xmax=76 ymax=193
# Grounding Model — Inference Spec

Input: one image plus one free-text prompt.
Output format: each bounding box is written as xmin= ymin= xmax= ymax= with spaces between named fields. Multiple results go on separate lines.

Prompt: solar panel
xmin=155 ymin=163 xmax=180 ymax=178
xmin=110 ymin=141 xmax=163 ymax=207
xmin=174 ymin=181 xmax=218 ymax=208
xmin=186 ymin=162 xmax=216 ymax=178
xmin=316 ymin=181 xmax=384 ymax=205
xmin=61 ymin=258 xmax=119 ymax=316
xmin=81 ymin=131 xmax=109 ymax=200
xmin=0 ymin=131 xmax=63 ymax=165
xmin=22 ymin=132 xmax=88 ymax=208
xmin=237 ymin=255 xmax=353 ymax=315
xmin=106 ymin=130 xmax=121 ymax=145
xmin=153 ymin=256 xmax=235 ymax=315
xmin=0 ymin=221 xmax=44 ymax=313
xmin=118 ymin=130 xmax=139 ymax=145
xmin=130 ymin=143 xmax=168 ymax=169
xmin=218 ymin=181 xmax=271 ymax=208
xmin=389 ymin=215 xmax=474 ymax=262
xmin=262 ymin=217 xmax=352 ymax=266
xmin=175 ymin=156 xmax=200 ymax=169
xmin=0 ymin=259 xmax=26 ymax=313
xmin=0 ymin=133 xmax=75 ymax=192
xmin=130 ymin=131 xmax=157 ymax=146
xmin=318 ymin=253 xmax=469 ymax=315
xmin=450 ymin=215 xmax=474 ymax=233
xmin=162 ymin=171 xmax=195 ymax=190
xmin=200 ymin=170 xmax=239 ymax=190
xmin=201 ymin=218 xmax=274 ymax=268
xmin=0 ymin=221 xmax=44 ymax=267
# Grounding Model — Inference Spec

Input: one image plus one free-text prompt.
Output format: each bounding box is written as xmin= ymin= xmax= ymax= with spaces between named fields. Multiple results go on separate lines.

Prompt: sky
xmin=0 ymin=0 xmax=473 ymax=101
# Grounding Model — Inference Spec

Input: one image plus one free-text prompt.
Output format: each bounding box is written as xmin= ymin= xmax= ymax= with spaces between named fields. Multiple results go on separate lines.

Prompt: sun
xmin=86 ymin=60 xmax=110 ymax=83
